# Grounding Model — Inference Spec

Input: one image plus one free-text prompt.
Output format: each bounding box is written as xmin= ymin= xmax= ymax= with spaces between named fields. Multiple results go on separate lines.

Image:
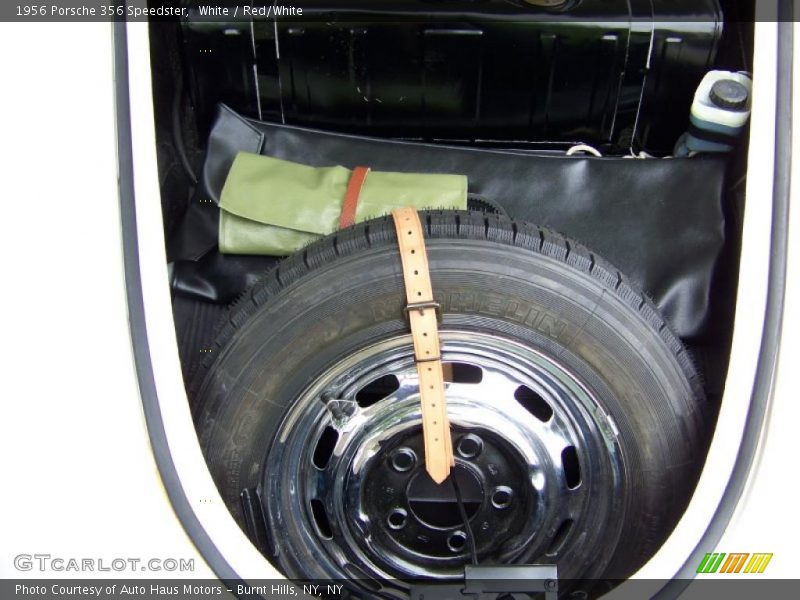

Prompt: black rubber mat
xmin=172 ymin=293 xmax=227 ymax=388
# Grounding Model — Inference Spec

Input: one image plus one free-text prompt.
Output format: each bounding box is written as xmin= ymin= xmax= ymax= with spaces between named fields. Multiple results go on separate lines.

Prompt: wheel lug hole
xmin=491 ymin=486 xmax=513 ymax=510
xmin=447 ymin=531 xmax=468 ymax=553
xmin=387 ymin=508 xmax=408 ymax=530
xmin=390 ymin=447 xmax=417 ymax=473
xmin=456 ymin=434 xmax=483 ymax=459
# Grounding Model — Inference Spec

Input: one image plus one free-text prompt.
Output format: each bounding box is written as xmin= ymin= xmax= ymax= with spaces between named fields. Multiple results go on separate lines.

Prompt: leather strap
xmin=339 ymin=166 xmax=371 ymax=229
xmin=392 ymin=207 xmax=454 ymax=484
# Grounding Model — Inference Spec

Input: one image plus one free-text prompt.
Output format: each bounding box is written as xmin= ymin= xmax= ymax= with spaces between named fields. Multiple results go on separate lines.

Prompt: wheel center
xmin=407 ymin=466 xmax=482 ymax=529
xmin=356 ymin=426 xmax=534 ymax=569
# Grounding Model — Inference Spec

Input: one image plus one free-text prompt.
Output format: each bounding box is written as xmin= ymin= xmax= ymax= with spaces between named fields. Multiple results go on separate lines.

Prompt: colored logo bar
xmin=697 ymin=553 xmax=773 ymax=574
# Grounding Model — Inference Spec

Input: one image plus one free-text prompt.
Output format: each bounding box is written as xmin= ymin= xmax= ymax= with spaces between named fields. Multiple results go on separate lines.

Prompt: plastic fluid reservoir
xmin=674 ymin=70 xmax=752 ymax=156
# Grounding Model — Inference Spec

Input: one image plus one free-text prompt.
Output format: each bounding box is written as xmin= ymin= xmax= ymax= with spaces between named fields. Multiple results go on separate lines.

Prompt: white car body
xmin=0 ymin=11 xmax=798 ymax=594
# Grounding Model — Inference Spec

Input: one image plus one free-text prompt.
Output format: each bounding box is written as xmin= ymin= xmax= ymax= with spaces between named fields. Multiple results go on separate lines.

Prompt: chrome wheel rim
xmin=264 ymin=331 xmax=625 ymax=585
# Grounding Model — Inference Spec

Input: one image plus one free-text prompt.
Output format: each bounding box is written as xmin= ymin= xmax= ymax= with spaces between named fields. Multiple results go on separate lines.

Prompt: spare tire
xmin=191 ymin=210 xmax=708 ymax=590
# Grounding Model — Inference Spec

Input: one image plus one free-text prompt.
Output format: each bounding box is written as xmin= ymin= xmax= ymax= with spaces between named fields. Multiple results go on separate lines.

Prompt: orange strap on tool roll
xmin=339 ymin=166 xmax=371 ymax=229
xmin=391 ymin=207 xmax=454 ymax=484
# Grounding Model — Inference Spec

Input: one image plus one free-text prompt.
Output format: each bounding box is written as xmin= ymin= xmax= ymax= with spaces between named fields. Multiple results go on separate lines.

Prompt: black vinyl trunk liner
xmin=169 ymin=104 xmax=733 ymax=357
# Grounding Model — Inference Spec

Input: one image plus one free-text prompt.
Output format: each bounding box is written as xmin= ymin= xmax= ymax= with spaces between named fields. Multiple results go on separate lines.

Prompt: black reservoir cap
xmin=709 ymin=79 xmax=749 ymax=111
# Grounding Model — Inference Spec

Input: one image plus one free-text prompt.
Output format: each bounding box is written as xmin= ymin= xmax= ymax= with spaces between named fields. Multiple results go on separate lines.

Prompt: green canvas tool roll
xmin=218 ymin=152 xmax=468 ymax=255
